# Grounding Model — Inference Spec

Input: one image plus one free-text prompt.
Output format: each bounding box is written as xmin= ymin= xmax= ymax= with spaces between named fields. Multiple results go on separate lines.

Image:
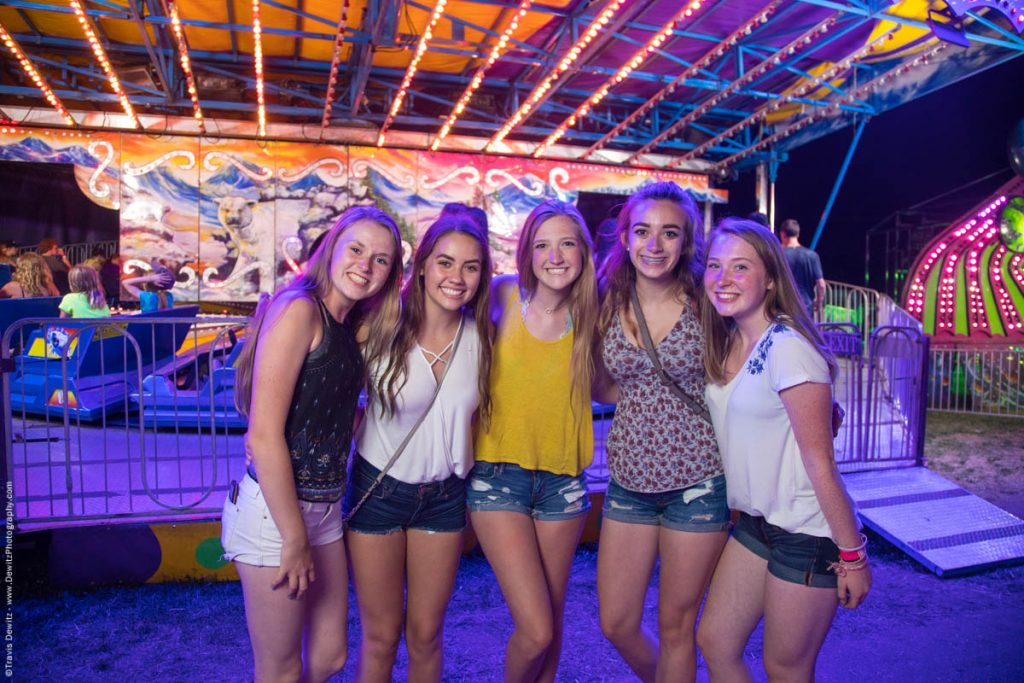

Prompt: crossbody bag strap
xmin=629 ymin=283 xmax=713 ymax=425
xmin=344 ymin=315 xmax=466 ymax=522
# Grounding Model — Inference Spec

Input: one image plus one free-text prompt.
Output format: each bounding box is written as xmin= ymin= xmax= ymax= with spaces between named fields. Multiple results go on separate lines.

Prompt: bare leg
xmin=762 ymin=575 xmax=837 ymax=683
xmin=347 ymin=530 xmax=407 ymax=683
xmin=596 ymin=519 xmax=660 ymax=683
xmin=301 ymin=539 xmax=349 ymax=683
xmin=697 ymin=539 xmax=768 ymax=683
xmin=470 ymin=510 xmax=555 ymax=683
xmin=404 ymin=529 xmax=464 ymax=683
xmin=654 ymin=528 xmax=727 ymax=683
xmin=533 ymin=516 xmax=586 ymax=683
xmin=236 ymin=562 xmax=307 ymax=683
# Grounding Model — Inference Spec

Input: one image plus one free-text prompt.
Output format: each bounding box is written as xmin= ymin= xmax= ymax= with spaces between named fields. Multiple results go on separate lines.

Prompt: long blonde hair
xmin=702 ymin=218 xmax=836 ymax=384
xmin=514 ymin=199 xmax=599 ymax=406
xmin=375 ymin=215 xmax=494 ymax=423
xmin=68 ymin=265 xmax=107 ymax=310
xmin=12 ymin=253 xmax=54 ymax=297
xmin=598 ymin=181 xmax=705 ymax=335
xmin=234 ymin=206 xmax=404 ymax=417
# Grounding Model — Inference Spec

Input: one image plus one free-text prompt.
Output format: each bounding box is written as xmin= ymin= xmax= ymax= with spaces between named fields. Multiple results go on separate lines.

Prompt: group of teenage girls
xmin=220 ymin=181 xmax=871 ymax=683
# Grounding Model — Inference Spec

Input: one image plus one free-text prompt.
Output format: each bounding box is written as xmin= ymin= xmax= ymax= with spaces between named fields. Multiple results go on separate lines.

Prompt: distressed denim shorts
xmin=221 ymin=474 xmax=343 ymax=567
xmin=466 ymin=461 xmax=590 ymax=521
xmin=602 ymin=474 xmax=730 ymax=532
xmin=732 ymin=512 xmax=840 ymax=588
xmin=343 ymin=455 xmax=467 ymax=534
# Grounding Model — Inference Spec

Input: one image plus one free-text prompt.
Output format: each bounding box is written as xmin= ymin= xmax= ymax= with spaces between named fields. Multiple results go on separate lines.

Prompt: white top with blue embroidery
xmin=704 ymin=322 xmax=834 ymax=538
xmin=357 ymin=316 xmax=481 ymax=484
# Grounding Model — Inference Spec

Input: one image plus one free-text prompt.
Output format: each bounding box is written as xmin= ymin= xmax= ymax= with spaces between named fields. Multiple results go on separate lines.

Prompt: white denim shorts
xmin=221 ymin=474 xmax=344 ymax=567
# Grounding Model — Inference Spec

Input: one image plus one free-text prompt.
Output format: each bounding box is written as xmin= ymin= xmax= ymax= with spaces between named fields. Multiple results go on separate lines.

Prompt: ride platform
xmin=844 ymin=466 xmax=1024 ymax=577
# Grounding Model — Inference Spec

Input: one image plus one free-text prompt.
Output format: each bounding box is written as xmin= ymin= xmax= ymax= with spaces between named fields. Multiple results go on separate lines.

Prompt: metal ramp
xmin=844 ymin=467 xmax=1024 ymax=576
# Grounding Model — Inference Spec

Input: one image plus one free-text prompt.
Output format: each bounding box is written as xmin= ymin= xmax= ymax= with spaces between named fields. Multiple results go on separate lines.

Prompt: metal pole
xmin=811 ymin=116 xmax=869 ymax=250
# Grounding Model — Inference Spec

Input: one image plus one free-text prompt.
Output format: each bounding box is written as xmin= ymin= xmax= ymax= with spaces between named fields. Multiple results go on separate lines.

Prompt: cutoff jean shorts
xmin=732 ymin=511 xmax=840 ymax=588
xmin=466 ymin=461 xmax=590 ymax=521
xmin=220 ymin=474 xmax=344 ymax=567
xmin=602 ymin=474 xmax=730 ymax=532
xmin=343 ymin=455 xmax=467 ymax=534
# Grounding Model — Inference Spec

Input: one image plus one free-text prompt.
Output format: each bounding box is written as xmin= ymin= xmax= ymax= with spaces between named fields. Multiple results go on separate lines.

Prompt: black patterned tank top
xmin=283 ymin=297 xmax=364 ymax=502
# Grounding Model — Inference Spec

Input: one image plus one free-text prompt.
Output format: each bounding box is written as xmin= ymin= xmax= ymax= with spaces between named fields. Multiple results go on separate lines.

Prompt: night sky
xmin=721 ymin=54 xmax=1024 ymax=293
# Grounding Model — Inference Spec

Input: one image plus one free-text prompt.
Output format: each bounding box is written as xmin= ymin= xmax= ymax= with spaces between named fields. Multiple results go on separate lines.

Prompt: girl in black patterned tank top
xmin=594 ymin=182 xmax=728 ymax=682
xmin=221 ymin=206 xmax=403 ymax=683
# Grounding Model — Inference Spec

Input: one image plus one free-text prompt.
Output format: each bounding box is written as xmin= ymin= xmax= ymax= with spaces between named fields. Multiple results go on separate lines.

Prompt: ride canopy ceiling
xmin=0 ymin=0 xmax=1022 ymax=172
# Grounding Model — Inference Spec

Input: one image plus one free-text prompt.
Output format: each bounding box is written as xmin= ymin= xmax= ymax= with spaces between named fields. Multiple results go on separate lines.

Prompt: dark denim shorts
xmin=602 ymin=475 xmax=730 ymax=532
xmin=732 ymin=512 xmax=840 ymax=588
xmin=466 ymin=461 xmax=590 ymax=521
xmin=343 ymin=455 xmax=467 ymax=534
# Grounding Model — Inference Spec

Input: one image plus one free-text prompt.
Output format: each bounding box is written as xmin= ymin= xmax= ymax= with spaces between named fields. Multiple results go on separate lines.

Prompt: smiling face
xmin=625 ymin=199 xmax=689 ymax=285
xmin=421 ymin=231 xmax=484 ymax=316
xmin=530 ymin=215 xmax=584 ymax=297
xmin=704 ymin=232 xmax=774 ymax=326
xmin=328 ymin=220 xmax=397 ymax=306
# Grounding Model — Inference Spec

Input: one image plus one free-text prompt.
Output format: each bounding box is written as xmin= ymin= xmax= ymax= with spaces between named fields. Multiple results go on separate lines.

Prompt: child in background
xmin=122 ymin=263 xmax=176 ymax=311
xmin=59 ymin=265 xmax=111 ymax=318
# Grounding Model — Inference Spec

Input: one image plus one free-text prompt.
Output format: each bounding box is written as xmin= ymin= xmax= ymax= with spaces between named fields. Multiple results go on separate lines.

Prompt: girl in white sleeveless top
xmin=344 ymin=213 xmax=493 ymax=682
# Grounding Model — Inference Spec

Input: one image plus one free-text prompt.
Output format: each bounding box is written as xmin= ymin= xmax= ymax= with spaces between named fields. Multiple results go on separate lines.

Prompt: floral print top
xmin=602 ymin=305 xmax=723 ymax=493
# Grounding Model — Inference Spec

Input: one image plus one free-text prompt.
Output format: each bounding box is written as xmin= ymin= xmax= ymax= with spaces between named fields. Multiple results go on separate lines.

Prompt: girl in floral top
xmin=594 ymin=182 xmax=728 ymax=682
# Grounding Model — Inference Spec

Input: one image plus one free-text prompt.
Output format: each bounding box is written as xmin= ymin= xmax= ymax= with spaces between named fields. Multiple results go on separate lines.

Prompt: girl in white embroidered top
xmin=344 ymin=214 xmax=493 ymax=683
xmin=698 ymin=219 xmax=870 ymax=682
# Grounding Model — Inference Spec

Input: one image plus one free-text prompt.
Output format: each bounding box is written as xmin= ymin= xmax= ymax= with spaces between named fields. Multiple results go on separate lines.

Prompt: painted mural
xmin=0 ymin=126 xmax=725 ymax=302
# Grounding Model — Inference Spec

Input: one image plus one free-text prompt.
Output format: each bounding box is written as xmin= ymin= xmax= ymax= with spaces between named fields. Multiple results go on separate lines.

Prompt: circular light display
xmin=1000 ymin=196 xmax=1024 ymax=253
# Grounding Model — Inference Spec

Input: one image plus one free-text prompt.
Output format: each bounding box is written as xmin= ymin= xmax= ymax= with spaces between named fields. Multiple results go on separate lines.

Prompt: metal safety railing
xmin=2 ymin=313 xmax=248 ymax=529
xmin=821 ymin=280 xmax=922 ymax=349
xmin=928 ymin=346 xmax=1024 ymax=418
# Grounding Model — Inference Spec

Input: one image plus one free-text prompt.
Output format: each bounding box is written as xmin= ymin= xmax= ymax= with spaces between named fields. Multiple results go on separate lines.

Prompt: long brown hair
xmin=234 ymin=206 xmax=404 ymax=417
xmin=514 ymin=199 xmax=599 ymax=406
xmin=375 ymin=216 xmax=494 ymax=423
xmin=702 ymin=218 xmax=836 ymax=384
xmin=598 ymin=181 xmax=705 ymax=335
xmin=13 ymin=253 xmax=55 ymax=297
xmin=68 ymin=265 xmax=107 ymax=310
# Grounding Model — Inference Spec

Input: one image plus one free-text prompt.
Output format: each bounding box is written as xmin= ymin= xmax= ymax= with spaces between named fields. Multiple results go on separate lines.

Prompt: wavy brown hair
xmin=514 ymin=199 xmax=599 ymax=407
xmin=702 ymin=218 xmax=836 ymax=384
xmin=13 ymin=253 xmax=55 ymax=297
xmin=68 ymin=265 xmax=107 ymax=310
xmin=375 ymin=215 xmax=494 ymax=423
xmin=598 ymin=181 xmax=705 ymax=336
xmin=234 ymin=206 xmax=404 ymax=418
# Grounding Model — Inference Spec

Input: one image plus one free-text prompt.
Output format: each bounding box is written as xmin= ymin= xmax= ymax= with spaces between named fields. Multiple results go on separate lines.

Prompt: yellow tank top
xmin=475 ymin=289 xmax=593 ymax=475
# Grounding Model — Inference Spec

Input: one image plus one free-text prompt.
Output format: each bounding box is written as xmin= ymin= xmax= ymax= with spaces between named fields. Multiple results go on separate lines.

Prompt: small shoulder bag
xmin=629 ymin=284 xmax=713 ymax=425
xmin=344 ymin=315 xmax=465 ymax=522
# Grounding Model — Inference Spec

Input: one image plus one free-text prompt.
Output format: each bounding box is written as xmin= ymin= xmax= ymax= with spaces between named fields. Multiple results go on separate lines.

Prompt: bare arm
xmin=592 ymin=345 xmax=618 ymax=404
xmin=246 ymin=294 xmax=322 ymax=599
xmin=490 ymin=274 xmax=518 ymax=327
xmin=780 ymin=381 xmax=870 ymax=608
xmin=814 ymin=278 xmax=827 ymax=316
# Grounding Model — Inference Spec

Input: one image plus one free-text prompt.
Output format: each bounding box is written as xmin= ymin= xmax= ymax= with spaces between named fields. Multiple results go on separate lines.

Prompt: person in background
xmin=122 ymin=262 xmax=176 ymax=312
xmin=776 ymin=219 xmax=825 ymax=319
xmin=38 ymin=238 xmax=72 ymax=295
xmin=468 ymin=199 xmax=599 ymax=683
xmin=222 ymin=206 xmax=403 ymax=683
xmin=0 ymin=240 xmax=17 ymax=288
xmin=698 ymin=219 xmax=869 ymax=683
xmin=747 ymin=212 xmax=771 ymax=229
xmin=59 ymin=265 xmax=111 ymax=318
xmin=0 ymin=253 xmax=60 ymax=298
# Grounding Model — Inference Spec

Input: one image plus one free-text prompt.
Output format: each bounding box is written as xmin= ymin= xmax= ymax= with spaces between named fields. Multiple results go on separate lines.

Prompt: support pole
xmin=756 ymin=163 xmax=768 ymax=215
xmin=768 ymin=156 xmax=780 ymax=230
xmin=703 ymin=200 xmax=713 ymax=234
xmin=811 ymin=116 xmax=869 ymax=250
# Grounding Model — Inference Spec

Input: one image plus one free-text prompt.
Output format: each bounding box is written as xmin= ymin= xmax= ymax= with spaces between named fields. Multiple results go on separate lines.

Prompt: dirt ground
xmin=14 ymin=411 xmax=1024 ymax=682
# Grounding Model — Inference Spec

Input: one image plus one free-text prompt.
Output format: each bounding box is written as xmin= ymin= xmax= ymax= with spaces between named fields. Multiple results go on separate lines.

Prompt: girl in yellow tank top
xmin=468 ymin=199 xmax=599 ymax=682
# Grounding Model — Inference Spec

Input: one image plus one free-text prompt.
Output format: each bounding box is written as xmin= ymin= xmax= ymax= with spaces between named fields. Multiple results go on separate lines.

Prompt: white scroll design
xmin=419 ymin=165 xmax=481 ymax=190
xmin=87 ymin=140 xmax=115 ymax=200
xmin=548 ymin=167 xmax=572 ymax=201
xmin=278 ymin=158 xmax=346 ymax=183
xmin=202 ymin=262 xmax=269 ymax=289
xmin=123 ymin=150 xmax=197 ymax=176
xmin=349 ymin=158 xmax=415 ymax=188
xmin=484 ymin=169 xmax=545 ymax=197
xmin=202 ymin=152 xmax=274 ymax=181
